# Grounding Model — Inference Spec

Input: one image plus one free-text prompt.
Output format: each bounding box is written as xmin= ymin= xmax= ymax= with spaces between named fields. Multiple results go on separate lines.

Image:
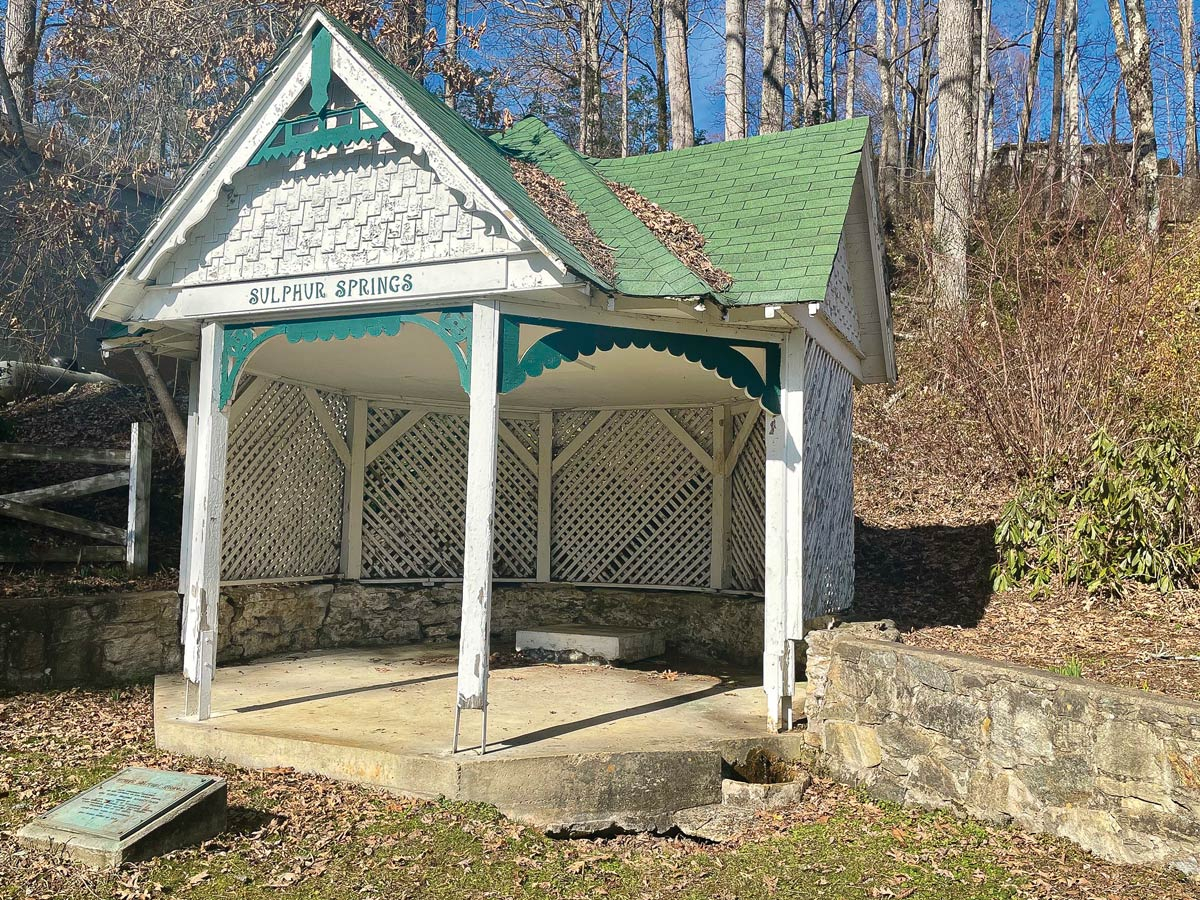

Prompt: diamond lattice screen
xmin=550 ymin=408 xmax=713 ymax=587
xmin=729 ymin=410 xmax=766 ymax=592
xmin=360 ymin=406 xmax=538 ymax=579
xmin=221 ymin=380 xmax=348 ymax=580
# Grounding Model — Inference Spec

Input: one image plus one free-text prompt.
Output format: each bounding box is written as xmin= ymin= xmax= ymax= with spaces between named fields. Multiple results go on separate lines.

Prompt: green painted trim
xmin=219 ymin=308 xmax=471 ymax=409
xmin=249 ymin=104 xmax=389 ymax=166
xmin=497 ymin=315 xmax=782 ymax=414
xmin=310 ymin=26 xmax=332 ymax=115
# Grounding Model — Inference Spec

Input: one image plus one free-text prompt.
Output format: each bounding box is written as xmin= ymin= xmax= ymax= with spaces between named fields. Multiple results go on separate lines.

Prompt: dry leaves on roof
xmin=508 ymin=159 xmax=616 ymax=284
xmin=605 ymin=180 xmax=734 ymax=293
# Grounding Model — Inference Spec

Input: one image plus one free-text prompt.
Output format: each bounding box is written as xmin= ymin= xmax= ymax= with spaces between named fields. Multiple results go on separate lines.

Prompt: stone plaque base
xmin=18 ymin=768 xmax=227 ymax=869
xmin=516 ymin=625 xmax=666 ymax=663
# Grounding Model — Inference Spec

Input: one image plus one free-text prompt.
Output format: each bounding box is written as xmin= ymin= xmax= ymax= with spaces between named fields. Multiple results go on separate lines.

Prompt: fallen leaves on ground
xmin=2 ymin=686 xmax=1197 ymax=899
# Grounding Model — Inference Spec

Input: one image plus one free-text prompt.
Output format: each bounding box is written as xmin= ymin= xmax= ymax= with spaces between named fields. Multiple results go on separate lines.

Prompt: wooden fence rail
xmin=0 ymin=423 xmax=152 ymax=572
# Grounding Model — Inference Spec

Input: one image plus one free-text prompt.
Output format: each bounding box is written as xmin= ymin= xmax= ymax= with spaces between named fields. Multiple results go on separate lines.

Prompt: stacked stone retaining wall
xmin=806 ymin=632 xmax=1200 ymax=875
xmin=0 ymin=582 xmax=763 ymax=689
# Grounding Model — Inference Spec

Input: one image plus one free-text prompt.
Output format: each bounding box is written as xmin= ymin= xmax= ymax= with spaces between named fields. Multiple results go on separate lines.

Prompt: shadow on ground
xmin=850 ymin=519 xmax=998 ymax=632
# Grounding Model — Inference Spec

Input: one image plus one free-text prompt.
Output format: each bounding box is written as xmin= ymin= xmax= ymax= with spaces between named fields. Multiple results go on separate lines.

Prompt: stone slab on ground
xmin=17 ymin=768 xmax=227 ymax=868
xmin=515 ymin=625 xmax=666 ymax=663
xmin=153 ymin=645 xmax=806 ymax=834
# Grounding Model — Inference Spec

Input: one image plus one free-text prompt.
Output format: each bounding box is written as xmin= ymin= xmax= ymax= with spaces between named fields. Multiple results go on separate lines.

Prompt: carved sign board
xmin=18 ymin=768 xmax=227 ymax=868
xmin=135 ymin=255 xmax=511 ymax=322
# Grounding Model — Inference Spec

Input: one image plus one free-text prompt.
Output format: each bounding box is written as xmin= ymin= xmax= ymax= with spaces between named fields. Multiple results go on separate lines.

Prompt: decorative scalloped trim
xmin=219 ymin=308 xmax=472 ymax=408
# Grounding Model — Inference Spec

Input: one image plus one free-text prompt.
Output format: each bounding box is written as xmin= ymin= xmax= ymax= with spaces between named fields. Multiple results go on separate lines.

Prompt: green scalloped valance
xmin=219 ymin=309 xmax=471 ymax=408
xmin=219 ymin=309 xmax=780 ymax=414
xmin=498 ymin=316 xmax=781 ymax=414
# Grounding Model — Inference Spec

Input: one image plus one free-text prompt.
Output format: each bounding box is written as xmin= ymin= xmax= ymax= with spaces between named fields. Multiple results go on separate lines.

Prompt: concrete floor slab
xmin=154 ymin=645 xmax=807 ymax=831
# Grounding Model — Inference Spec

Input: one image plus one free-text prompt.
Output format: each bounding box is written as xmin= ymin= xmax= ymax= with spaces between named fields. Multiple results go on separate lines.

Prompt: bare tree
xmin=726 ymin=0 xmax=748 ymax=139
xmin=762 ymin=0 xmax=787 ymax=131
xmin=972 ymin=0 xmax=992 ymax=196
xmin=445 ymin=0 xmax=459 ymax=108
xmin=844 ymin=4 xmax=858 ymax=118
xmin=934 ymin=0 xmax=975 ymax=308
xmin=579 ymin=0 xmax=603 ymax=153
xmin=650 ymin=0 xmax=670 ymax=150
xmin=1180 ymin=0 xmax=1198 ymax=176
xmin=664 ymin=0 xmax=694 ymax=148
xmin=1104 ymin=0 xmax=1160 ymax=233
xmin=1063 ymin=0 xmax=1081 ymax=199
xmin=874 ymin=0 xmax=901 ymax=211
xmin=3 ymin=0 xmax=38 ymax=122
xmin=1015 ymin=0 xmax=1050 ymax=178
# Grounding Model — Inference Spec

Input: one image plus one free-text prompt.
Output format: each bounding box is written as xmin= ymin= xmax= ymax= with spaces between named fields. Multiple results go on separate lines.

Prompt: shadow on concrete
xmin=233 ymin=671 xmax=455 ymax=713
xmin=849 ymin=519 xmax=998 ymax=631
xmin=498 ymin=679 xmax=740 ymax=749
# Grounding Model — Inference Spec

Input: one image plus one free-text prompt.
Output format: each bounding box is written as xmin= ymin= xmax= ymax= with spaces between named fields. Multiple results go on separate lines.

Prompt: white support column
xmin=177 ymin=362 xmax=200 ymax=601
xmin=710 ymin=404 xmax=732 ymax=589
xmin=341 ymin=397 xmax=368 ymax=579
xmin=536 ymin=411 xmax=553 ymax=583
xmin=762 ymin=330 xmax=805 ymax=732
xmin=454 ymin=300 xmax=501 ymax=753
xmin=182 ymin=323 xmax=230 ymax=722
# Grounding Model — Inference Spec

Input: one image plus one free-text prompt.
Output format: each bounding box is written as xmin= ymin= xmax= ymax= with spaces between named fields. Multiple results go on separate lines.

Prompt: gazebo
xmin=93 ymin=6 xmax=894 ymax=752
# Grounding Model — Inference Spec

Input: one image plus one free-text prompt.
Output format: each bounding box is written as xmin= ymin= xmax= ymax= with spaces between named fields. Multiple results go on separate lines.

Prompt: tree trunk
xmin=3 ymin=0 xmax=37 ymax=121
xmin=1104 ymin=0 xmax=1161 ymax=233
xmin=933 ymin=0 xmax=974 ymax=309
xmin=875 ymin=0 xmax=901 ymax=212
xmin=445 ymin=0 xmax=458 ymax=108
xmin=972 ymin=0 xmax=991 ymax=198
xmin=845 ymin=9 xmax=857 ymax=118
xmin=579 ymin=0 xmax=603 ymax=154
xmin=1063 ymin=0 xmax=1082 ymax=200
xmin=726 ymin=0 xmax=747 ymax=139
xmin=762 ymin=0 xmax=788 ymax=132
xmin=1015 ymin=0 xmax=1050 ymax=179
xmin=621 ymin=26 xmax=630 ymax=156
xmin=664 ymin=0 xmax=694 ymax=148
xmin=651 ymin=0 xmax=670 ymax=151
xmin=1180 ymin=0 xmax=1198 ymax=176
xmin=1049 ymin=0 xmax=1065 ymax=183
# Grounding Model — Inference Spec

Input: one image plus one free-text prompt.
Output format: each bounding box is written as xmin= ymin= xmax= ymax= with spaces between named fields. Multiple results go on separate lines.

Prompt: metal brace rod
xmin=451 ymin=704 xmax=489 ymax=755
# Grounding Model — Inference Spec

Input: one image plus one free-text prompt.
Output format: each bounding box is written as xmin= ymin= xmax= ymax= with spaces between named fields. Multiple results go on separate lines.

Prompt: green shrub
xmin=994 ymin=420 xmax=1200 ymax=596
xmin=1051 ymin=657 xmax=1085 ymax=678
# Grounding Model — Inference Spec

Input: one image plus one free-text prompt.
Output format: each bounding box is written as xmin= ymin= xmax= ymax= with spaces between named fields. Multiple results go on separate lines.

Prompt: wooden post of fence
xmin=125 ymin=422 xmax=152 ymax=574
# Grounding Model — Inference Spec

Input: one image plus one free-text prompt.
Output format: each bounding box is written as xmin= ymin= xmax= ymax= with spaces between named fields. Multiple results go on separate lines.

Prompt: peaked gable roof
xmin=93 ymin=5 xmax=884 ymax=327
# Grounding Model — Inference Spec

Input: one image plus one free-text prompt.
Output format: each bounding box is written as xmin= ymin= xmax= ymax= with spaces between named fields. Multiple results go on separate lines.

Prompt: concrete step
xmin=515 ymin=625 xmax=665 ymax=663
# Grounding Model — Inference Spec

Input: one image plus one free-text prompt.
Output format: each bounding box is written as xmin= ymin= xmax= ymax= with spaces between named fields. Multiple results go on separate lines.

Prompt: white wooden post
xmin=536 ymin=411 xmax=553 ymax=582
xmin=182 ymin=323 xmax=229 ymax=722
xmin=763 ymin=331 xmax=804 ymax=732
xmin=341 ymin=397 xmax=368 ymax=579
xmin=125 ymin=422 xmax=152 ymax=574
xmin=178 ymin=362 xmax=200 ymax=599
xmin=710 ymin=404 xmax=732 ymax=589
xmin=781 ymin=333 xmax=807 ymax=708
xmin=453 ymin=300 xmax=501 ymax=752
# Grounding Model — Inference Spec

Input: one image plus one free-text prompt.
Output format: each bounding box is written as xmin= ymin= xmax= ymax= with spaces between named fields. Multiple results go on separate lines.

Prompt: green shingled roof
xmin=491 ymin=119 xmax=710 ymax=297
xmin=593 ymin=119 xmax=870 ymax=305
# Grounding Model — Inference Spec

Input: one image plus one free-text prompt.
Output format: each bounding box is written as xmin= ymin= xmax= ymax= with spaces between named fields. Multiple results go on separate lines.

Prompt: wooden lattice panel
xmin=222 ymin=380 xmax=348 ymax=580
xmin=360 ymin=406 xmax=537 ymax=579
xmin=551 ymin=409 xmax=712 ymax=587
xmin=729 ymin=410 xmax=766 ymax=592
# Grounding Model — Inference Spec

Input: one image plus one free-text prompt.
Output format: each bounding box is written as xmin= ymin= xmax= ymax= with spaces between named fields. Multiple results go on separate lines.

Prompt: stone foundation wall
xmin=806 ymin=634 xmax=1200 ymax=875
xmin=0 ymin=582 xmax=763 ymax=689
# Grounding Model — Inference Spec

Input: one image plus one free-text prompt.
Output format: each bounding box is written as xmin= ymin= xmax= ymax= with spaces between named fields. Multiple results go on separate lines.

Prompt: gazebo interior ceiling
xmin=243 ymin=326 xmax=763 ymax=409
